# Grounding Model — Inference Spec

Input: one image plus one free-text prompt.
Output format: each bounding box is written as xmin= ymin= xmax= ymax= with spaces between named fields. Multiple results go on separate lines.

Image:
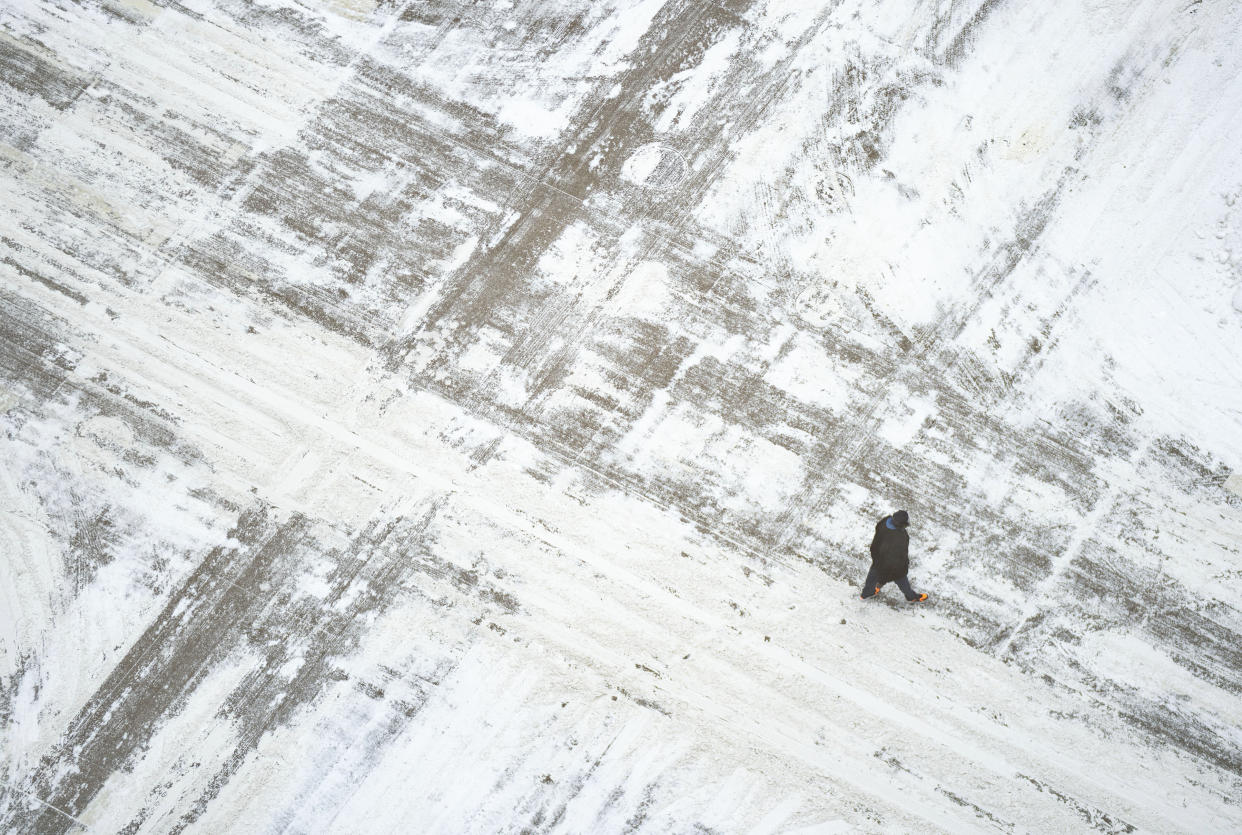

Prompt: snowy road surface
xmin=2 ymin=0 xmax=1242 ymax=832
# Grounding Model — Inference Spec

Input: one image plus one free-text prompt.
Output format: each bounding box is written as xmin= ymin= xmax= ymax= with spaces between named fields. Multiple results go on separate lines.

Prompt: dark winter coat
xmin=869 ymin=516 xmax=910 ymax=584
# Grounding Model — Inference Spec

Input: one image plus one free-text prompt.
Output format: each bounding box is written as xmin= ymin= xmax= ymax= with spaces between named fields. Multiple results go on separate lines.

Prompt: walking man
xmin=860 ymin=510 xmax=928 ymax=602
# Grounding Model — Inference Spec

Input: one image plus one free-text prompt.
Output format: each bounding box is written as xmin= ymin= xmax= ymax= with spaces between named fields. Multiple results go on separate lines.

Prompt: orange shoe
xmin=860 ymin=586 xmax=880 ymax=600
xmin=910 ymin=593 xmax=928 ymax=602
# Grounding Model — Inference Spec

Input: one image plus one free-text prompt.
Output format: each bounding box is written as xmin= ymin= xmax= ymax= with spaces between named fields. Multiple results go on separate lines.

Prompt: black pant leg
xmin=861 ymin=564 xmax=881 ymax=597
xmin=895 ymin=575 xmax=918 ymax=601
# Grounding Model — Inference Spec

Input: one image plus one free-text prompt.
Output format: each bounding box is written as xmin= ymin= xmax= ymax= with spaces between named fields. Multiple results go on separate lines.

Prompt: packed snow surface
xmin=2 ymin=0 xmax=1242 ymax=832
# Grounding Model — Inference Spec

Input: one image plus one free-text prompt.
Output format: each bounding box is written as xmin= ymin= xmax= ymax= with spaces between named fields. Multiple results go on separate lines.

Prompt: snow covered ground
xmin=2 ymin=0 xmax=1242 ymax=831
